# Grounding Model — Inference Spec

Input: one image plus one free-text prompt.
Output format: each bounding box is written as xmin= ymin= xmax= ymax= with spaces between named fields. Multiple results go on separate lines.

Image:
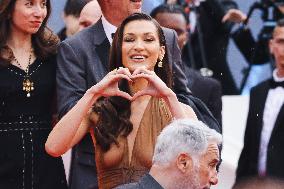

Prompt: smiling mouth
xmin=130 ymin=0 xmax=142 ymax=2
xmin=30 ymin=21 xmax=42 ymax=25
xmin=130 ymin=55 xmax=147 ymax=62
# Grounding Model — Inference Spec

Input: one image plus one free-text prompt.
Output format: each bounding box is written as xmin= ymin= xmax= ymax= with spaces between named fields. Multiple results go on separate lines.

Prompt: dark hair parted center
xmin=92 ymin=13 xmax=172 ymax=152
xmin=0 ymin=0 xmax=59 ymax=67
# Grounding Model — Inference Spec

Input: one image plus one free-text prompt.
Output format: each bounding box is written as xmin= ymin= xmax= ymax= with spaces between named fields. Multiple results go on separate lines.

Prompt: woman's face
xmin=121 ymin=20 xmax=165 ymax=72
xmin=10 ymin=0 xmax=47 ymax=35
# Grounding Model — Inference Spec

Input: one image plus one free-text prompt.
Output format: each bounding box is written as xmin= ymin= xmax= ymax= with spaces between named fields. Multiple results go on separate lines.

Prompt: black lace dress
xmin=0 ymin=57 xmax=68 ymax=189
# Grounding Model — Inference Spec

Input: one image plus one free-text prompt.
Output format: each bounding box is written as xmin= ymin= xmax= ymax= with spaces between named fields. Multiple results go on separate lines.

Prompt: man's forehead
xmin=205 ymin=143 xmax=219 ymax=159
xmin=273 ymin=27 xmax=284 ymax=38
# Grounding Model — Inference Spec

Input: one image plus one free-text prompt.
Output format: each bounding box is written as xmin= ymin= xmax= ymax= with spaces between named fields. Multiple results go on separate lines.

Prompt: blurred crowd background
xmin=48 ymin=0 xmax=273 ymax=95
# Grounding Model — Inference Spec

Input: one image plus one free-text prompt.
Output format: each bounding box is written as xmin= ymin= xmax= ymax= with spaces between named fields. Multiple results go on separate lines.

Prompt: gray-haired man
xmin=116 ymin=119 xmax=222 ymax=189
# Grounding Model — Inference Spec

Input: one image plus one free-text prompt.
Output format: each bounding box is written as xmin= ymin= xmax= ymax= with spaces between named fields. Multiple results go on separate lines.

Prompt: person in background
xmin=235 ymin=18 xmax=284 ymax=185
xmin=181 ymin=0 xmax=240 ymax=95
xmin=116 ymin=119 xmax=222 ymax=189
xmin=0 ymin=0 xmax=67 ymax=188
xmin=151 ymin=4 xmax=223 ymax=127
xmin=46 ymin=12 xmax=197 ymax=189
xmin=78 ymin=0 xmax=102 ymax=31
xmin=223 ymin=4 xmax=284 ymax=65
xmin=57 ymin=0 xmax=92 ymax=40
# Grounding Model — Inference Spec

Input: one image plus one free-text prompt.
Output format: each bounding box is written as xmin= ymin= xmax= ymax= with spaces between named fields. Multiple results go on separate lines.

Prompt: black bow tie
xmin=111 ymin=33 xmax=115 ymax=39
xmin=270 ymin=79 xmax=284 ymax=89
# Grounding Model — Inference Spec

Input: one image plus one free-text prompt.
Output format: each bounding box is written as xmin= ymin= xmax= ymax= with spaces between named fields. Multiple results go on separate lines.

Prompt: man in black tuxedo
xmin=182 ymin=0 xmax=239 ymax=95
xmin=235 ymin=19 xmax=284 ymax=185
xmin=57 ymin=1 xmax=221 ymax=189
xmin=151 ymin=4 xmax=223 ymax=126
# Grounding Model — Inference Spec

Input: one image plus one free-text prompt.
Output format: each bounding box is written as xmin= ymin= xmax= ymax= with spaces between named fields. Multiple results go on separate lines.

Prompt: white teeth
xmin=132 ymin=55 xmax=145 ymax=59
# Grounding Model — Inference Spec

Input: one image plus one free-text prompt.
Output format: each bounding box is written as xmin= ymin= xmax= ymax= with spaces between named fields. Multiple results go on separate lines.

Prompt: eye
xmin=25 ymin=1 xmax=33 ymax=7
xmin=276 ymin=39 xmax=284 ymax=45
xmin=208 ymin=162 xmax=217 ymax=169
xmin=144 ymin=37 xmax=155 ymax=42
xmin=123 ymin=37 xmax=134 ymax=42
xmin=41 ymin=1 xmax=47 ymax=8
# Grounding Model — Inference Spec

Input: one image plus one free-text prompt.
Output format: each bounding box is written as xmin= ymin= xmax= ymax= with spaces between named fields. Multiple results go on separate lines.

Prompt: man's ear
xmin=176 ymin=153 xmax=193 ymax=173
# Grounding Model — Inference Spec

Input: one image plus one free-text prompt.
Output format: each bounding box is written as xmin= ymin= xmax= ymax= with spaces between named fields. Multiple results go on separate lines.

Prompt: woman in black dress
xmin=0 ymin=0 xmax=67 ymax=188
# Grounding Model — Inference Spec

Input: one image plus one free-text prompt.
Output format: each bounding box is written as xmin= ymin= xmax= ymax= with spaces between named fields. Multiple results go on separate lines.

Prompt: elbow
xmin=45 ymin=141 xmax=64 ymax=158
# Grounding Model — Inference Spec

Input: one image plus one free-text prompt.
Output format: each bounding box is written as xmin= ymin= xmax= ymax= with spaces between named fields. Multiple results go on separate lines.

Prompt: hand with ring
xmin=88 ymin=67 xmax=132 ymax=100
xmin=131 ymin=67 xmax=172 ymax=100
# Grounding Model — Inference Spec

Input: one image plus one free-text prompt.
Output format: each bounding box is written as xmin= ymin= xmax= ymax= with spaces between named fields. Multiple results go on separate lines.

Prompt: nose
xmin=32 ymin=5 xmax=45 ymax=17
xmin=209 ymin=171 xmax=218 ymax=186
xmin=133 ymin=39 xmax=144 ymax=51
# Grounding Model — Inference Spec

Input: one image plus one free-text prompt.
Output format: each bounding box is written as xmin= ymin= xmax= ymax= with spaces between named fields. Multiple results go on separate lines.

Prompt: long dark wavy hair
xmin=0 ymin=0 xmax=59 ymax=67
xmin=92 ymin=13 xmax=173 ymax=152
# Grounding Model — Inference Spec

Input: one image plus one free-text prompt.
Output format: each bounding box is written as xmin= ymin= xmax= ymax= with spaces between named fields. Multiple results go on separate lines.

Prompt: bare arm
xmin=45 ymin=68 xmax=132 ymax=157
xmin=131 ymin=67 xmax=197 ymax=120
xmin=45 ymin=91 xmax=100 ymax=157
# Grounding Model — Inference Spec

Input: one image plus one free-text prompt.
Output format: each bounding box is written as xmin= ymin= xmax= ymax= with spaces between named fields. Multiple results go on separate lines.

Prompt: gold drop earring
xmin=158 ymin=56 xmax=164 ymax=68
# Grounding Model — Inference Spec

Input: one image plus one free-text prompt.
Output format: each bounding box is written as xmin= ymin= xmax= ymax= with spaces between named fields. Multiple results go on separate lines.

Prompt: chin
xmin=127 ymin=64 xmax=151 ymax=71
xmin=28 ymin=29 xmax=40 ymax=34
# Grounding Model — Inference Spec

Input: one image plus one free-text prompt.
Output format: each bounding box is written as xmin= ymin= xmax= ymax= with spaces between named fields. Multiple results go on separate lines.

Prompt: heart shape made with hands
xmin=107 ymin=67 xmax=163 ymax=101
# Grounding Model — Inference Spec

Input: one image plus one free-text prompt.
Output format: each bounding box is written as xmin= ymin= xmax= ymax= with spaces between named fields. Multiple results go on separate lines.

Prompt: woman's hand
xmin=88 ymin=67 xmax=133 ymax=100
xmin=131 ymin=67 xmax=174 ymax=100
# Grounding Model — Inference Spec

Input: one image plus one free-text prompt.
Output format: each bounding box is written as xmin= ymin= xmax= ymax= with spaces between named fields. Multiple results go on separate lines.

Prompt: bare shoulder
xmin=180 ymin=102 xmax=198 ymax=120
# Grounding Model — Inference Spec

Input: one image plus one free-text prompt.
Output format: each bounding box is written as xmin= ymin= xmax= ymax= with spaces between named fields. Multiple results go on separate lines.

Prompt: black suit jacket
xmin=236 ymin=79 xmax=284 ymax=183
xmin=183 ymin=0 xmax=239 ymax=95
xmin=232 ymin=27 xmax=270 ymax=65
xmin=114 ymin=173 xmax=163 ymax=189
xmin=184 ymin=66 xmax=222 ymax=127
xmin=56 ymin=19 xmax=195 ymax=189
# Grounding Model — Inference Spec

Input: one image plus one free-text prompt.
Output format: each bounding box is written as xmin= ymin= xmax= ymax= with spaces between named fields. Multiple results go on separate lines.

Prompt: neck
xmin=129 ymin=78 xmax=149 ymax=96
xmin=277 ymin=68 xmax=284 ymax=78
xmin=7 ymin=27 xmax=32 ymax=51
xmin=149 ymin=165 xmax=175 ymax=189
xmin=103 ymin=14 xmax=124 ymax=27
xmin=102 ymin=10 xmax=126 ymax=27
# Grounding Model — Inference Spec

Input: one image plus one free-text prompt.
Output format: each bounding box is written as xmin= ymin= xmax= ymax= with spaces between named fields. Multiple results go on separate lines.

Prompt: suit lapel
xmin=255 ymin=81 xmax=270 ymax=140
xmin=96 ymin=38 xmax=110 ymax=71
xmin=92 ymin=19 xmax=111 ymax=71
xmin=270 ymin=101 xmax=284 ymax=139
xmin=275 ymin=104 xmax=284 ymax=127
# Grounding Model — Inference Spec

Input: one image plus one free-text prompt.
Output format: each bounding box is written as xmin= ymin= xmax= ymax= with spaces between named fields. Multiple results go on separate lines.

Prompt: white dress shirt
xmin=189 ymin=0 xmax=205 ymax=33
xmin=101 ymin=15 xmax=117 ymax=44
xmin=258 ymin=69 xmax=284 ymax=176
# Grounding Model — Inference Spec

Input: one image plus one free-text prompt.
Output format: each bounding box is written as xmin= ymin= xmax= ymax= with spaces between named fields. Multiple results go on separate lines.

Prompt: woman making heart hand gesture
xmin=46 ymin=13 xmax=197 ymax=189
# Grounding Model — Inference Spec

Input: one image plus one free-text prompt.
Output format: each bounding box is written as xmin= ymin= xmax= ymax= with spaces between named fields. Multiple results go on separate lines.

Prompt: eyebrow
xmin=275 ymin=38 xmax=284 ymax=41
xmin=211 ymin=158 xmax=220 ymax=164
xmin=124 ymin=32 xmax=155 ymax=36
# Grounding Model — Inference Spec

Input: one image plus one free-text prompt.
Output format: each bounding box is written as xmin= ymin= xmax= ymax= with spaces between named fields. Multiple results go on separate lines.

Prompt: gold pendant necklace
xmin=23 ymin=77 xmax=34 ymax=97
xmin=14 ymin=49 xmax=34 ymax=97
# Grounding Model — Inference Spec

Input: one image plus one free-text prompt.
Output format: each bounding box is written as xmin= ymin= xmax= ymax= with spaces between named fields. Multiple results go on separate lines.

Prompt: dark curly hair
xmin=0 ymin=0 xmax=59 ymax=67
xmin=92 ymin=13 xmax=173 ymax=152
